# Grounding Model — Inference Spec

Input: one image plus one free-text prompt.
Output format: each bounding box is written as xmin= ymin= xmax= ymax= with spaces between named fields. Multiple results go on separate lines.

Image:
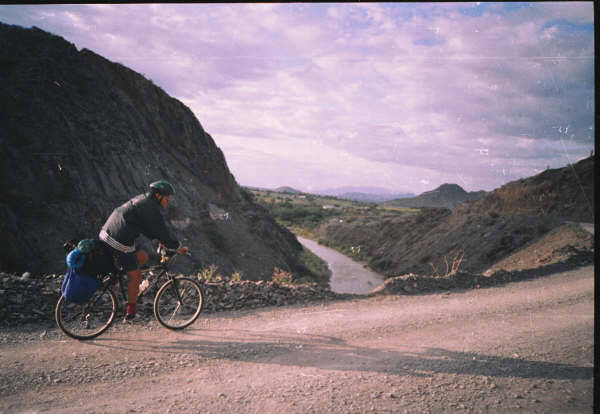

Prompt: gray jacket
xmin=100 ymin=193 xmax=180 ymax=252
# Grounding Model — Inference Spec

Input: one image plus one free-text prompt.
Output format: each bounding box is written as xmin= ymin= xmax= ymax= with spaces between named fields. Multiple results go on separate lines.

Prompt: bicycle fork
xmin=170 ymin=279 xmax=185 ymax=307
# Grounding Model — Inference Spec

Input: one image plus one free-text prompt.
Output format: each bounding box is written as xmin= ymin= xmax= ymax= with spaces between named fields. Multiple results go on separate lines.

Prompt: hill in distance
xmin=273 ymin=186 xmax=302 ymax=194
xmin=386 ymin=183 xmax=486 ymax=209
xmin=316 ymin=186 xmax=415 ymax=203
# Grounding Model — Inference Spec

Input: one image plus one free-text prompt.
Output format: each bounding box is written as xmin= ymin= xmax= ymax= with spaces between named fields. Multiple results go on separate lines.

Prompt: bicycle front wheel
xmin=55 ymin=288 xmax=117 ymax=340
xmin=154 ymin=277 xmax=203 ymax=330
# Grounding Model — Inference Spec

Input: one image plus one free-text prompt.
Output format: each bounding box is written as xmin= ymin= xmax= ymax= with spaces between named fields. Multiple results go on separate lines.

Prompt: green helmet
xmin=149 ymin=180 xmax=175 ymax=196
xmin=77 ymin=239 xmax=97 ymax=254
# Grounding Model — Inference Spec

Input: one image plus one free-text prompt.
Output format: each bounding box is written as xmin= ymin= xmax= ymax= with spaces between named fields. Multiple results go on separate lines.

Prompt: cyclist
xmin=99 ymin=180 xmax=188 ymax=321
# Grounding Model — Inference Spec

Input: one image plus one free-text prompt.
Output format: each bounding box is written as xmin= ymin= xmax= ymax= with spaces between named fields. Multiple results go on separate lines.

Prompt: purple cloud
xmin=0 ymin=2 xmax=593 ymax=194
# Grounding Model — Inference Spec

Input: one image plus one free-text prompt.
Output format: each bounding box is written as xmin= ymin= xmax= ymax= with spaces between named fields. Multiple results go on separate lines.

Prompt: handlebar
xmin=157 ymin=244 xmax=191 ymax=264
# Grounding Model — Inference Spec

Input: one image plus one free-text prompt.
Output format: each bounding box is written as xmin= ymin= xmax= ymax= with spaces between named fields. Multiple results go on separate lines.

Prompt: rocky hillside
xmin=454 ymin=156 xmax=594 ymax=221
xmin=0 ymin=23 xmax=306 ymax=281
xmin=315 ymin=156 xmax=594 ymax=277
xmin=385 ymin=183 xmax=486 ymax=209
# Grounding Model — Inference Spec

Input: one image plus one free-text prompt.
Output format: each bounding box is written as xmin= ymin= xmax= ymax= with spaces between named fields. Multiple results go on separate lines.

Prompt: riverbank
xmin=297 ymin=237 xmax=385 ymax=295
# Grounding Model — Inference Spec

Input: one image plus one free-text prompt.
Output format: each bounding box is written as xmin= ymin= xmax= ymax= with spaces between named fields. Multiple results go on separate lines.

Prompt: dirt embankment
xmin=483 ymin=221 xmax=594 ymax=274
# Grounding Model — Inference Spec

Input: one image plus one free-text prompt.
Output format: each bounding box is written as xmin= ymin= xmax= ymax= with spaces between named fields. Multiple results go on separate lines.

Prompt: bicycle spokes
xmin=154 ymin=277 xmax=203 ymax=330
xmin=55 ymin=289 xmax=117 ymax=340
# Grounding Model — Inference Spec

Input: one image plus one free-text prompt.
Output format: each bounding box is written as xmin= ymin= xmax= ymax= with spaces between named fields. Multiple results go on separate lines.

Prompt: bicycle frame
xmin=111 ymin=251 xmax=179 ymax=303
xmin=140 ymin=256 xmax=187 ymax=302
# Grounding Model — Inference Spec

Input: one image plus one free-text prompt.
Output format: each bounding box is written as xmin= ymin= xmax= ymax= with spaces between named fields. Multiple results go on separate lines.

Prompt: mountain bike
xmin=55 ymin=243 xmax=204 ymax=340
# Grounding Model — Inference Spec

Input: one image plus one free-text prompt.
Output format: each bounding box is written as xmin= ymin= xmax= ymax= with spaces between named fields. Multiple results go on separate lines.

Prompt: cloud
xmin=0 ymin=2 xmax=593 ymax=193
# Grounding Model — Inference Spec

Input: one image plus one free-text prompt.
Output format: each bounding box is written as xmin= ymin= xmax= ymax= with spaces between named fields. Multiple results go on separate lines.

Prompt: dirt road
xmin=0 ymin=265 xmax=593 ymax=413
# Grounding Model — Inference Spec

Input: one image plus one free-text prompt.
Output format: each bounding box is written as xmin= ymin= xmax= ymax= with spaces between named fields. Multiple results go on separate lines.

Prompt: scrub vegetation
xmin=247 ymin=187 xmax=419 ymax=236
xmin=246 ymin=155 xmax=594 ymax=279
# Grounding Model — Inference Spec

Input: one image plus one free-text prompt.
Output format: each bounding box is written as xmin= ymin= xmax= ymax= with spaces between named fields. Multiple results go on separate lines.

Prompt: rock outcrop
xmin=0 ymin=23 xmax=303 ymax=279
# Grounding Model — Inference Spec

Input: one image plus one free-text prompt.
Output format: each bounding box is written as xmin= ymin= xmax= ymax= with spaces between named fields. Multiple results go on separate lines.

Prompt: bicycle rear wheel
xmin=154 ymin=277 xmax=203 ymax=330
xmin=55 ymin=288 xmax=117 ymax=340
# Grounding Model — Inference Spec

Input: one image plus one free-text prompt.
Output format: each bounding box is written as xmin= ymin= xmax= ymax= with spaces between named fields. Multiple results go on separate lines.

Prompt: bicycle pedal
xmin=123 ymin=314 xmax=136 ymax=323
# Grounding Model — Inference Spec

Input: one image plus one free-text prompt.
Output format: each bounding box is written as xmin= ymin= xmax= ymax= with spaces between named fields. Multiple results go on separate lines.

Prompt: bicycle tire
xmin=154 ymin=277 xmax=203 ymax=330
xmin=55 ymin=288 xmax=117 ymax=340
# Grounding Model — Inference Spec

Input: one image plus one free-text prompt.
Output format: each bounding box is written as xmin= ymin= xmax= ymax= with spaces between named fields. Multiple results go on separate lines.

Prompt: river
xmin=296 ymin=236 xmax=385 ymax=295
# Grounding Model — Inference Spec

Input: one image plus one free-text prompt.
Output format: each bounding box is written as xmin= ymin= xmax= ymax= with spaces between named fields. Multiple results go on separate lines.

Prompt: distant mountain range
xmin=264 ymin=184 xmax=486 ymax=206
xmin=315 ymin=186 xmax=415 ymax=203
xmin=385 ymin=184 xmax=487 ymax=209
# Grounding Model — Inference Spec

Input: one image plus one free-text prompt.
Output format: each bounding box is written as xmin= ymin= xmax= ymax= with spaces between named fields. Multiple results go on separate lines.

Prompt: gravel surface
xmin=0 ymin=265 xmax=594 ymax=413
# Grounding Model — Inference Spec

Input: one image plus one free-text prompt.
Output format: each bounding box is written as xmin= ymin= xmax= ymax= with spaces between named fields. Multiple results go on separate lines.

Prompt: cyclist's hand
xmin=178 ymin=246 xmax=190 ymax=255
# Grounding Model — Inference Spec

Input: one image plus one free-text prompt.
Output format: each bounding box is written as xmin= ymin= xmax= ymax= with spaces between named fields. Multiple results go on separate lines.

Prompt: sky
xmin=0 ymin=2 xmax=595 ymax=195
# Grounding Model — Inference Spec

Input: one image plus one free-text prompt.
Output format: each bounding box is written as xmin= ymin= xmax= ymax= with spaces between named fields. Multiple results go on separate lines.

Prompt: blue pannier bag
xmin=61 ymin=267 xmax=101 ymax=304
xmin=66 ymin=248 xmax=86 ymax=269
